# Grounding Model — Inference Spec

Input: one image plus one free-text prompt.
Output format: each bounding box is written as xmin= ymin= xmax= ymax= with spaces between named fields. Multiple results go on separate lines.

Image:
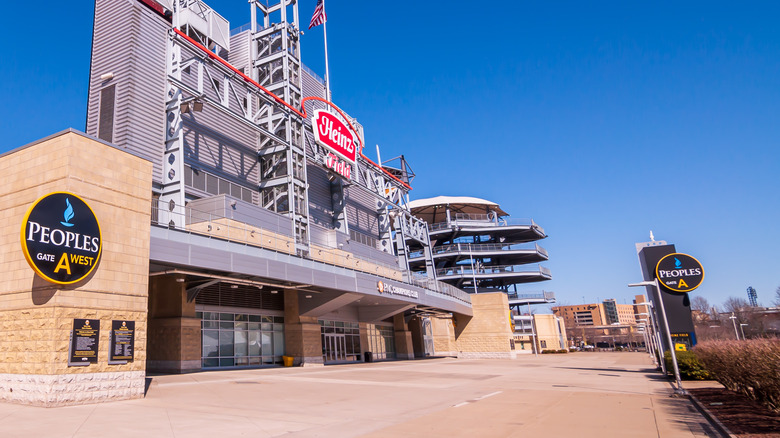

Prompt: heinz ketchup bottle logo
xmin=312 ymin=110 xmax=357 ymax=163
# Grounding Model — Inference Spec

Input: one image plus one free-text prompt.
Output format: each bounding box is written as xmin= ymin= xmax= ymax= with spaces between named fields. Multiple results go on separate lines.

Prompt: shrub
xmin=663 ymin=351 xmax=711 ymax=380
xmin=694 ymin=339 xmax=780 ymax=412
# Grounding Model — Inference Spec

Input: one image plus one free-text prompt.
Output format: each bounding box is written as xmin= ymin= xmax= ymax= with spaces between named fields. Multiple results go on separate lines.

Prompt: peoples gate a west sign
xmin=21 ymin=192 xmax=102 ymax=285
xmin=655 ymin=253 xmax=704 ymax=292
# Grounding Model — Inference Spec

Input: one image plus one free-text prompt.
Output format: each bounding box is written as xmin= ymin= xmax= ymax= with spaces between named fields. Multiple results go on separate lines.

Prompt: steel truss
xmin=160 ymin=0 xmax=435 ymax=273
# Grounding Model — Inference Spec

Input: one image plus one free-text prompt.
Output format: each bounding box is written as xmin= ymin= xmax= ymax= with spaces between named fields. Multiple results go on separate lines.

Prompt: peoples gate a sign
xmin=655 ymin=253 xmax=704 ymax=292
xmin=20 ymin=192 xmax=102 ymax=284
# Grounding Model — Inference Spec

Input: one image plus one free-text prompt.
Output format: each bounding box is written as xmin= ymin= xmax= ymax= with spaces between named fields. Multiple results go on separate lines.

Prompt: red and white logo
xmin=311 ymin=109 xmax=358 ymax=164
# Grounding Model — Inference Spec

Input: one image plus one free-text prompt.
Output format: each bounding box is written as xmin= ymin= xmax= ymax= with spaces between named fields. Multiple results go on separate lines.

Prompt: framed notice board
xmin=109 ymin=320 xmax=135 ymax=364
xmin=68 ymin=319 xmax=100 ymax=366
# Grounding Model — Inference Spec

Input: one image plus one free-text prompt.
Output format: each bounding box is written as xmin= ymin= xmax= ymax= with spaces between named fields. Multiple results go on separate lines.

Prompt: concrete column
xmin=146 ymin=275 xmax=201 ymax=373
xmin=284 ymin=290 xmax=323 ymax=366
xmin=393 ymin=314 xmax=415 ymax=360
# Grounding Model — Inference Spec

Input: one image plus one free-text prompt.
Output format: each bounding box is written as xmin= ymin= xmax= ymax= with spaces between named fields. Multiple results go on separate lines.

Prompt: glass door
xmin=323 ymin=333 xmax=347 ymax=362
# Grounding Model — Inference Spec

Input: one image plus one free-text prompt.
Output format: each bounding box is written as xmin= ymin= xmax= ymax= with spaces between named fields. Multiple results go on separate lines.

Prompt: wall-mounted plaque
xmin=109 ymin=320 xmax=135 ymax=364
xmin=69 ymin=319 xmax=100 ymax=366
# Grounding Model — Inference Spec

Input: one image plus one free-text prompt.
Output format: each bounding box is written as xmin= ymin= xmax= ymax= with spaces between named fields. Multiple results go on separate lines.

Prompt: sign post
xmin=629 ymin=252 xmax=704 ymax=395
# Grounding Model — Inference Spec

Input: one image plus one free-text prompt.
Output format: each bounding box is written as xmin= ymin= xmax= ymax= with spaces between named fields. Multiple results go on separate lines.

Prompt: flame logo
xmin=61 ymin=198 xmax=75 ymax=227
xmin=674 ymin=257 xmax=682 ymax=269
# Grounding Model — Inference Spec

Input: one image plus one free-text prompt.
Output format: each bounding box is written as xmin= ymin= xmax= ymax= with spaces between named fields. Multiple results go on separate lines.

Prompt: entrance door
xmin=323 ymin=333 xmax=347 ymax=362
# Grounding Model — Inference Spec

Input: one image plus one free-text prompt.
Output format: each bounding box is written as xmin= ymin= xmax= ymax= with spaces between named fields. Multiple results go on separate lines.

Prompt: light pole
xmin=729 ymin=313 xmax=740 ymax=340
xmin=740 ymin=323 xmax=748 ymax=340
xmin=635 ymin=306 xmax=666 ymax=374
xmin=629 ymin=279 xmax=685 ymax=395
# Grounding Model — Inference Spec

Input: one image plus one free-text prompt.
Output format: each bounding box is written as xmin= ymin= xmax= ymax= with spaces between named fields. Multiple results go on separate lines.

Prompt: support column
xmin=393 ymin=313 xmax=415 ymax=360
xmin=283 ymin=290 xmax=323 ymax=366
xmin=146 ymin=275 xmax=201 ymax=373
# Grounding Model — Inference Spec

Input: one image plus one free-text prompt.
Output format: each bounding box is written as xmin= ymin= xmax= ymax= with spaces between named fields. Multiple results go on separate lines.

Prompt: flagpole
xmin=322 ymin=0 xmax=331 ymax=102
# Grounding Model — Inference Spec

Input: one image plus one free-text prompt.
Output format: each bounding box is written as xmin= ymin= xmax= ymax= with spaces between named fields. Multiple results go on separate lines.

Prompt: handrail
xmin=435 ymin=264 xmax=552 ymax=278
xmin=427 ymin=217 xmax=539 ymax=232
xmin=408 ymin=242 xmax=548 ymax=259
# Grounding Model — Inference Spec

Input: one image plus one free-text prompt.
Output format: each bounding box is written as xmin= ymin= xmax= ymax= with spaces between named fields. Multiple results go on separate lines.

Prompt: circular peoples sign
xmin=20 ymin=192 xmax=102 ymax=284
xmin=655 ymin=253 xmax=704 ymax=293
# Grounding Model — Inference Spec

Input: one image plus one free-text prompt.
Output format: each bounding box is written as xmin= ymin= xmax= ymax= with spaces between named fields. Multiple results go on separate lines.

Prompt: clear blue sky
xmin=2 ymin=1 xmax=779 ymax=310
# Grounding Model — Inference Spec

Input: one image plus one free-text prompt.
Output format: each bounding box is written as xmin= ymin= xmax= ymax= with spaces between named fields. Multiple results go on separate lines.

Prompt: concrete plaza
xmin=0 ymin=352 xmax=720 ymax=437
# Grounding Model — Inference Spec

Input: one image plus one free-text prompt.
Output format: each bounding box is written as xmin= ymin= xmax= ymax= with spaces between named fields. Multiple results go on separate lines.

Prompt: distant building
xmin=553 ymin=298 xmax=640 ymax=329
xmin=552 ymin=296 xmax=647 ymax=347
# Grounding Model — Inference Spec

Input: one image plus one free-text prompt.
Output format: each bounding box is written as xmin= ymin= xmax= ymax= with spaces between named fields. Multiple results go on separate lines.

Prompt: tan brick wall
xmin=454 ymin=293 xmax=515 ymax=359
xmin=430 ymin=316 xmax=456 ymax=356
xmin=0 ymin=132 xmax=152 ymax=406
xmin=283 ymin=290 xmax=323 ymax=366
xmin=534 ymin=314 xmax=566 ymax=351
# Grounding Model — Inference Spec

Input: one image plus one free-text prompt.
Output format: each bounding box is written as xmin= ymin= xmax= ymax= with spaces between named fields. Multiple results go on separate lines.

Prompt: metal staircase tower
xmin=251 ymin=0 xmax=310 ymax=253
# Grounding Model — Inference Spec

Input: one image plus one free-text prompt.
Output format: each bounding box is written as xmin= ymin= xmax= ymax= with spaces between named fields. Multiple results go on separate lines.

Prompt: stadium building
xmin=0 ymin=0 xmax=540 ymax=406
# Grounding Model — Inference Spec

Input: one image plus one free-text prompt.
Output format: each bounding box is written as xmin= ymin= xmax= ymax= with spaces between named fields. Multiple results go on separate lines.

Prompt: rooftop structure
xmin=405 ymin=196 xmax=553 ymax=303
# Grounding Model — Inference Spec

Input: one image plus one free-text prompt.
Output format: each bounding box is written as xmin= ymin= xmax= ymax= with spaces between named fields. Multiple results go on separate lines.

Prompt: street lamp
xmin=740 ymin=323 xmax=748 ymax=340
xmin=729 ymin=313 xmax=740 ymax=340
xmin=634 ymin=305 xmax=666 ymax=374
xmin=628 ymin=279 xmax=685 ymax=395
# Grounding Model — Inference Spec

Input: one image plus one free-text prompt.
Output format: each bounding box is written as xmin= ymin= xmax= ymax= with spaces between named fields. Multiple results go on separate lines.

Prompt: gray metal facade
xmin=86 ymin=0 xmax=469 ymax=319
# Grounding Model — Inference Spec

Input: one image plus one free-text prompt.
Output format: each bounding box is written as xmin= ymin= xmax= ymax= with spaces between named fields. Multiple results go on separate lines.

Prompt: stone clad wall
xmin=0 ymin=131 xmax=152 ymax=406
xmin=454 ymin=293 xmax=515 ymax=359
xmin=430 ymin=316 xmax=456 ymax=356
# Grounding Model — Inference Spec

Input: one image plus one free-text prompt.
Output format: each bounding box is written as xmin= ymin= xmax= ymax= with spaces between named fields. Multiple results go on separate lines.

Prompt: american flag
xmin=308 ymin=0 xmax=327 ymax=29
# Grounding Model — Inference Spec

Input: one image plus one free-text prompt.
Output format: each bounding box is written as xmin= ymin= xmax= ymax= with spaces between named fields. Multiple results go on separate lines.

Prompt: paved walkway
xmin=0 ymin=352 xmax=721 ymax=437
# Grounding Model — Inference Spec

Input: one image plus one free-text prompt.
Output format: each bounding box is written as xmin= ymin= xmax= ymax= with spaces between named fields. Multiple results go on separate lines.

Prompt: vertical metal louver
xmin=98 ymin=85 xmax=116 ymax=142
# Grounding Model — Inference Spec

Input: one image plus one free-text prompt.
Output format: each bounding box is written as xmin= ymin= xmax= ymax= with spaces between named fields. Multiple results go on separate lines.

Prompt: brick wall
xmin=454 ymin=293 xmax=515 ymax=359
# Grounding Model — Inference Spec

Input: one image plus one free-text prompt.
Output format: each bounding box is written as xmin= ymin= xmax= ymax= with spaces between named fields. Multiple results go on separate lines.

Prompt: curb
xmin=687 ymin=393 xmax=737 ymax=438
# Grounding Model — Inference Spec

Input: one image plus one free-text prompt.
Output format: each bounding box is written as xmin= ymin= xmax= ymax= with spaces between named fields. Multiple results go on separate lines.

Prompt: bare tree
xmin=723 ymin=296 xmax=750 ymax=323
xmin=691 ymin=296 xmax=710 ymax=313
xmin=690 ymin=296 xmax=712 ymax=324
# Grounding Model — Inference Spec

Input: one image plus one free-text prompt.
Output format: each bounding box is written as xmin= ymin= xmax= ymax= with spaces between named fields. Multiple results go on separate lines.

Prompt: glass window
xmin=273 ymin=332 xmax=284 ymax=356
xmin=200 ymin=311 xmax=285 ymax=368
xmin=262 ymin=333 xmax=273 ymax=356
xmin=234 ymin=331 xmax=248 ymax=357
xmin=203 ymin=330 xmax=218 ymax=358
xmin=219 ymin=330 xmax=234 ymax=357
xmin=249 ymin=331 xmax=261 ymax=356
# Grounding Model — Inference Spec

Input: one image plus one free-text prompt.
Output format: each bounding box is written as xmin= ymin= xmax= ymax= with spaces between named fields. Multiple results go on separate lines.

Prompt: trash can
xmin=282 ymin=356 xmax=294 ymax=367
xmin=364 ymin=352 xmax=373 ymax=363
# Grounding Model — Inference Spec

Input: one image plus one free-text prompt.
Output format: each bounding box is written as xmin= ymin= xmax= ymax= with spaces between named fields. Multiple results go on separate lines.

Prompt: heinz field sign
xmin=20 ymin=192 xmax=102 ymax=285
xmin=311 ymin=109 xmax=358 ymax=180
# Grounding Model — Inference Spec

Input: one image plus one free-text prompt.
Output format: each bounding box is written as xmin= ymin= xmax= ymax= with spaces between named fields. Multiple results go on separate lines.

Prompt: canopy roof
xmin=408 ymin=196 xmax=508 ymax=224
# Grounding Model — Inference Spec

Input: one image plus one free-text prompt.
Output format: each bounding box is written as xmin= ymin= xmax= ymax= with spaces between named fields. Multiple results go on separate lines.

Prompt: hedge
xmin=663 ymin=351 xmax=711 ymax=380
xmin=693 ymin=339 xmax=780 ymax=412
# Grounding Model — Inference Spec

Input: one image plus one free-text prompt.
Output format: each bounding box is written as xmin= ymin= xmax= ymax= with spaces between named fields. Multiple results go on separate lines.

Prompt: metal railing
xmin=427 ymin=216 xmax=543 ymax=233
xmin=151 ymin=200 xmax=471 ymax=304
xmin=408 ymin=242 xmax=548 ymax=259
xmin=409 ymin=272 xmax=471 ymax=304
xmin=507 ymin=291 xmax=556 ymax=302
xmin=435 ymin=264 xmax=552 ymax=278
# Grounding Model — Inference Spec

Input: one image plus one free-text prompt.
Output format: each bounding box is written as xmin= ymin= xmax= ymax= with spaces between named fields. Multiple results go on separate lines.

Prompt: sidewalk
xmin=0 ymin=352 xmax=721 ymax=437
